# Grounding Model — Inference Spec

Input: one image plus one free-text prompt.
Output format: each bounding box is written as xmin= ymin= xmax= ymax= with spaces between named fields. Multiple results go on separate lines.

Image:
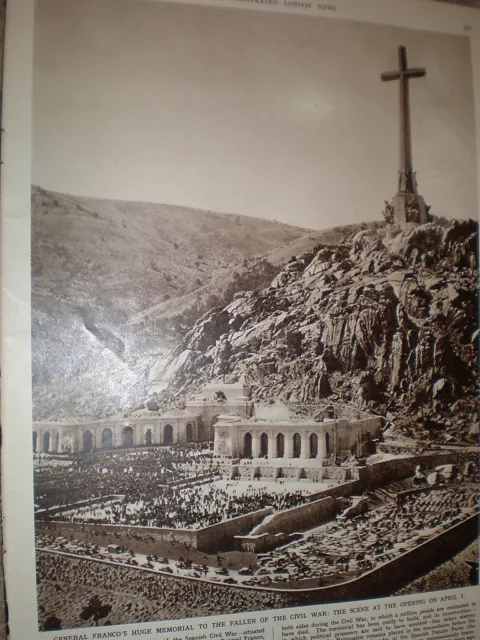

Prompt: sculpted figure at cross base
xmin=382 ymin=200 xmax=394 ymax=225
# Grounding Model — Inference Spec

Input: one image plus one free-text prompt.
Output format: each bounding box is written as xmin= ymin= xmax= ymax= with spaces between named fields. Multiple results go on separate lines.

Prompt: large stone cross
xmin=381 ymin=46 xmax=428 ymax=228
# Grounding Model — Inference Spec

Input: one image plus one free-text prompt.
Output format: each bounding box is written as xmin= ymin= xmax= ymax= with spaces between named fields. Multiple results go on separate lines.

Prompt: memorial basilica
xmin=33 ymin=382 xmax=382 ymax=465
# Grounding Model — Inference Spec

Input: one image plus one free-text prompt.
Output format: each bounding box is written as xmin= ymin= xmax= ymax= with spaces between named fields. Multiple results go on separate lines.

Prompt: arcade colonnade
xmin=32 ymin=416 xmax=201 ymax=454
xmin=241 ymin=429 xmax=330 ymax=460
xmin=33 ymin=383 xmax=254 ymax=454
xmin=214 ymin=417 xmax=382 ymax=462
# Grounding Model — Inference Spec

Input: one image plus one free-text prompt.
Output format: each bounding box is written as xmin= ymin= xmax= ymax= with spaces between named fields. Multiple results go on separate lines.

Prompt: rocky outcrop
xmin=150 ymin=221 xmax=478 ymax=441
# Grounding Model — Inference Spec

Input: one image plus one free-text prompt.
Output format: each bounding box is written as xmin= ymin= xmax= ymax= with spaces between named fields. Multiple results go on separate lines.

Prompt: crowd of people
xmin=53 ymin=482 xmax=312 ymax=529
xmin=35 ymin=443 xmax=217 ymax=511
xmin=35 ymin=441 xmax=321 ymax=528
xmin=243 ymin=485 xmax=478 ymax=588
xmin=35 ymin=479 xmax=478 ymax=628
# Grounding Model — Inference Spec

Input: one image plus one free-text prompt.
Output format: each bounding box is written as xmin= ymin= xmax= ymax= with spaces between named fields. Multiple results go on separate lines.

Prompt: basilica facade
xmin=33 ymin=382 xmax=381 ymax=463
xmin=32 ymin=382 xmax=252 ymax=455
xmin=213 ymin=414 xmax=381 ymax=462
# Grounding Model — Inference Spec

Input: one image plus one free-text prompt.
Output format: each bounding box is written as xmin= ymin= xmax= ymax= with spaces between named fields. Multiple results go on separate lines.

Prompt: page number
xmin=464 ymin=25 xmax=472 ymax=31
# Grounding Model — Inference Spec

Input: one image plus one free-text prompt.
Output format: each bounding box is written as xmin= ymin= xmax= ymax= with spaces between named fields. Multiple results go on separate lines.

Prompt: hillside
xmin=32 ymin=186 xmax=357 ymax=420
xmin=148 ymin=220 xmax=478 ymax=442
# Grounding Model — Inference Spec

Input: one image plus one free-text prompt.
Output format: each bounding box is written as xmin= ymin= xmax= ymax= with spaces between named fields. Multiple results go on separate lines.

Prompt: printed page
xmin=1 ymin=0 xmax=479 ymax=638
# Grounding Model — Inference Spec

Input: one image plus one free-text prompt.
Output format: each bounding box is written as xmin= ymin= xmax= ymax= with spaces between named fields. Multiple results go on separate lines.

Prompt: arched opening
xmin=122 ymin=427 xmax=134 ymax=448
xmin=185 ymin=423 xmax=193 ymax=443
xmin=310 ymin=433 xmax=318 ymax=458
xmin=325 ymin=432 xmax=331 ymax=457
xmin=276 ymin=433 xmax=285 ymax=458
xmin=101 ymin=428 xmax=113 ymax=450
xmin=163 ymin=424 xmax=173 ymax=445
xmin=293 ymin=433 xmax=301 ymax=458
xmin=33 ymin=431 xmax=37 ymax=453
xmin=82 ymin=430 xmax=93 ymax=453
xmin=145 ymin=429 xmax=152 ymax=447
xmin=43 ymin=432 xmax=50 ymax=453
xmin=243 ymin=432 xmax=252 ymax=458
xmin=260 ymin=432 xmax=268 ymax=458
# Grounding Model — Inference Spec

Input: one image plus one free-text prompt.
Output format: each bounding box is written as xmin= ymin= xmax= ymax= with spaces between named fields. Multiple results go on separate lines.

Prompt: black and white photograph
xmin=30 ymin=0 xmax=478 ymax=632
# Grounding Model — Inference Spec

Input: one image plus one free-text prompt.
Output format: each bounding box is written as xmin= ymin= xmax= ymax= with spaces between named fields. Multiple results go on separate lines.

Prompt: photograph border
xmin=2 ymin=0 xmax=480 ymax=638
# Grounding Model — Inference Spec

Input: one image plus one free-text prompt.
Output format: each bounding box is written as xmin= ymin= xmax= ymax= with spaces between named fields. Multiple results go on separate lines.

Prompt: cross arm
xmin=405 ymin=67 xmax=426 ymax=79
xmin=381 ymin=71 xmax=400 ymax=82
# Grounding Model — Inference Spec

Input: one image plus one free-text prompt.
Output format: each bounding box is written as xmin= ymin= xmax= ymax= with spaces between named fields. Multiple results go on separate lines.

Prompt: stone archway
xmin=122 ymin=427 xmax=134 ymax=448
xmin=276 ymin=433 xmax=285 ymax=458
xmin=310 ymin=433 xmax=318 ymax=458
xmin=145 ymin=428 xmax=153 ymax=447
xmin=163 ymin=424 xmax=173 ymax=445
xmin=292 ymin=433 xmax=301 ymax=458
xmin=33 ymin=431 xmax=37 ymax=453
xmin=243 ymin=432 xmax=252 ymax=458
xmin=185 ymin=423 xmax=193 ymax=443
xmin=43 ymin=432 xmax=50 ymax=453
xmin=260 ymin=433 xmax=268 ymax=458
xmin=101 ymin=428 xmax=113 ymax=450
xmin=82 ymin=430 xmax=93 ymax=453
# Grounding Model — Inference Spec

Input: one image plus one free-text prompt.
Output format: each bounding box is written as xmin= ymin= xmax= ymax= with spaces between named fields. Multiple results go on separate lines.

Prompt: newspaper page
xmin=1 ymin=0 xmax=479 ymax=638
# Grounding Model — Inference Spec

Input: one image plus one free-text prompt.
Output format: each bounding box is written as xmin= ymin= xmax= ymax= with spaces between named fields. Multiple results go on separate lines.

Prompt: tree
xmin=42 ymin=614 xmax=62 ymax=631
xmin=80 ymin=595 xmax=112 ymax=627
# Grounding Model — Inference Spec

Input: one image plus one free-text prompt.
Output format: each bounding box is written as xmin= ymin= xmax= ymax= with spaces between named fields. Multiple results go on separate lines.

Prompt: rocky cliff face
xmin=150 ymin=220 xmax=478 ymax=442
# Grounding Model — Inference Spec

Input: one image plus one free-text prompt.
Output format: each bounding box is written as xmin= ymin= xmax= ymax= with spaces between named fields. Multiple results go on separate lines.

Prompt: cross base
xmin=384 ymin=192 xmax=429 ymax=230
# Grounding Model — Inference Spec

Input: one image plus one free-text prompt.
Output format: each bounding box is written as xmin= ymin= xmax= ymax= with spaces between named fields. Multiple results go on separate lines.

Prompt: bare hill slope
xmin=32 ymin=186 xmax=340 ymax=419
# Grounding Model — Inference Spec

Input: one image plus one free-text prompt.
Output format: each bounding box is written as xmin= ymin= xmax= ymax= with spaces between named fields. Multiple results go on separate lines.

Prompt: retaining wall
xmin=252 ymin=496 xmax=343 ymax=536
xmin=37 ymin=452 xmax=474 ymax=556
xmin=197 ymin=508 xmax=273 ymax=551
xmin=37 ymin=520 xmax=199 ymax=550
xmin=37 ymin=512 xmax=478 ymax=617
xmin=37 ymin=495 xmax=122 ymax=518
xmin=357 ymin=452 xmax=470 ymax=490
xmin=37 ymin=507 xmax=273 ymax=553
xmin=234 ymin=531 xmax=294 ymax=553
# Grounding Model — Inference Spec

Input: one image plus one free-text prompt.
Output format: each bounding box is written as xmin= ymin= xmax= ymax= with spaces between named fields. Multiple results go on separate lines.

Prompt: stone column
xmin=284 ymin=434 xmax=291 ymax=459
xmin=301 ymin=433 xmax=308 ymax=459
xmin=252 ymin=433 xmax=260 ymax=458
xmin=268 ymin=433 xmax=275 ymax=459
xmin=316 ymin=428 xmax=325 ymax=461
xmin=112 ymin=424 xmax=119 ymax=449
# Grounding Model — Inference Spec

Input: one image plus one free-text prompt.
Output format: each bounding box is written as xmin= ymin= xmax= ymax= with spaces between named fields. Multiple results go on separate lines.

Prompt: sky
xmin=32 ymin=0 xmax=477 ymax=230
